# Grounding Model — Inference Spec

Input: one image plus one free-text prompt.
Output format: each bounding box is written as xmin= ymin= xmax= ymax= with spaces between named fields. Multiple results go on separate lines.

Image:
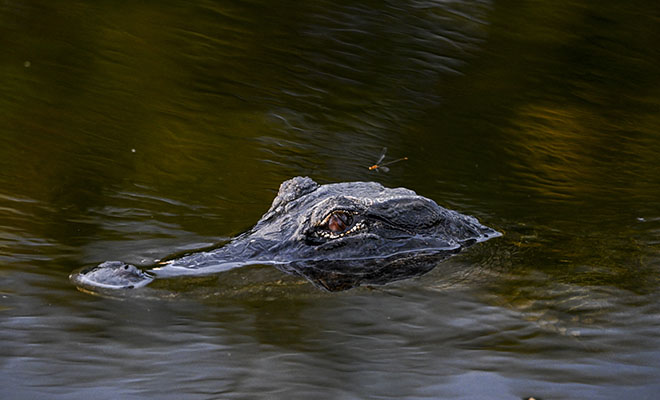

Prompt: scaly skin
xmin=70 ymin=177 xmax=501 ymax=291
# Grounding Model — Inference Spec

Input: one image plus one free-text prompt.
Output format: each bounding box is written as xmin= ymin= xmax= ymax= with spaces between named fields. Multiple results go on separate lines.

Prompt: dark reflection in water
xmin=2 ymin=0 xmax=660 ymax=398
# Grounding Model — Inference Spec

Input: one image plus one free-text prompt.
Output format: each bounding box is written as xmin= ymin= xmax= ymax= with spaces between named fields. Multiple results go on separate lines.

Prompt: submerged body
xmin=71 ymin=177 xmax=500 ymax=291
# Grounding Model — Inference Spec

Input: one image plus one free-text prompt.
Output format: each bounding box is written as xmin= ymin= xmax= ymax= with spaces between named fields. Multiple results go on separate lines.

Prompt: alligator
xmin=70 ymin=176 xmax=501 ymax=292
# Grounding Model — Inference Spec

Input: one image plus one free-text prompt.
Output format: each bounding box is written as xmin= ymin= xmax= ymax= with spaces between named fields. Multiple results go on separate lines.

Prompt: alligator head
xmin=240 ymin=176 xmax=498 ymax=260
xmin=71 ymin=176 xmax=501 ymax=291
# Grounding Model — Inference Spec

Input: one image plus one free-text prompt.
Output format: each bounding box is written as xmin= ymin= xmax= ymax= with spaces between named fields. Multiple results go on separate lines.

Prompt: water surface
xmin=2 ymin=0 xmax=660 ymax=399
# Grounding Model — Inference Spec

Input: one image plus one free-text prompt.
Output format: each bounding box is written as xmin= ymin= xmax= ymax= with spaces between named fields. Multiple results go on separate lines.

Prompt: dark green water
xmin=2 ymin=1 xmax=660 ymax=399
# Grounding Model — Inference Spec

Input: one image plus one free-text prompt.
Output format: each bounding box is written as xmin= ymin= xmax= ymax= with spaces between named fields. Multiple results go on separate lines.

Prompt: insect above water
xmin=368 ymin=147 xmax=408 ymax=172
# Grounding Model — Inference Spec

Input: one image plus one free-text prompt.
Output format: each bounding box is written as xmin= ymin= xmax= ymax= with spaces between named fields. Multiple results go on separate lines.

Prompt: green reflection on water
xmin=1 ymin=0 xmax=660 ymax=397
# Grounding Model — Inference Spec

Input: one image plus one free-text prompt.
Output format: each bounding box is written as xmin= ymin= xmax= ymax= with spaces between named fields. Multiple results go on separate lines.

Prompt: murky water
xmin=2 ymin=0 xmax=660 ymax=399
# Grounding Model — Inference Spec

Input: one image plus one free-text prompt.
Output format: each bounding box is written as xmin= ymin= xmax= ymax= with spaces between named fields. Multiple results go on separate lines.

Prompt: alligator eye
xmin=327 ymin=211 xmax=352 ymax=233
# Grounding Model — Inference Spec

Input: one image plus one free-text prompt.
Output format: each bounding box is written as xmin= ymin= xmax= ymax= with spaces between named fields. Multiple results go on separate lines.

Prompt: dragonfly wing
xmin=375 ymin=147 xmax=387 ymax=165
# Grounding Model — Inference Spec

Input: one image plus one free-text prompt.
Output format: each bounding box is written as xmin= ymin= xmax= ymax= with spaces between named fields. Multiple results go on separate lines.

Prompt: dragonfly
xmin=368 ymin=147 xmax=408 ymax=172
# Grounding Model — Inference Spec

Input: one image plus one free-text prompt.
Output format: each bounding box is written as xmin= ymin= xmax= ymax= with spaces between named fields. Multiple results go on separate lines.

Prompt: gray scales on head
xmin=70 ymin=176 xmax=501 ymax=292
